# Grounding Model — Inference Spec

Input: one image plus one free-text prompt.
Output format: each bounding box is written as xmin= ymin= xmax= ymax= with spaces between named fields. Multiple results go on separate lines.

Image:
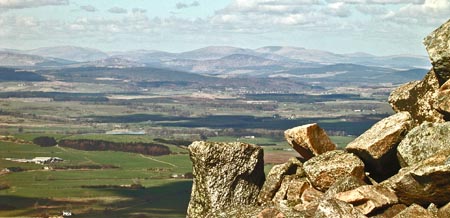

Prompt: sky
xmin=0 ymin=0 xmax=449 ymax=56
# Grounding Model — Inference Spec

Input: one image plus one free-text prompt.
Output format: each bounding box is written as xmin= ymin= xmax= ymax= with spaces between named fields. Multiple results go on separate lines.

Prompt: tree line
xmin=57 ymin=139 xmax=171 ymax=156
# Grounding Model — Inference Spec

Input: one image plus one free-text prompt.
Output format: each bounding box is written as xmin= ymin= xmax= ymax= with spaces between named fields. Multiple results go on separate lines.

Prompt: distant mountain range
xmin=0 ymin=45 xmax=431 ymax=84
xmin=0 ymin=45 xmax=431 ymax=67
xmin=24 ymin=46 xmax=108 ymax=62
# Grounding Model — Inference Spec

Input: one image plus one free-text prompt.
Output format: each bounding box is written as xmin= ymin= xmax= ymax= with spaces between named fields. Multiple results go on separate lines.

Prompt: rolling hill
xmin=25 ymin=46 xmax=108 ymax=62
xmin=0 ymin=51 xmax=73 ymax=67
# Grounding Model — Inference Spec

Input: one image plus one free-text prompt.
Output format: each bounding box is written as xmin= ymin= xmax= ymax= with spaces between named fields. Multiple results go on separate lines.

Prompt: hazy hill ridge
xmin=0 ymin=45 xmax=430 ymax=69
xmin=0 ymin=45 xmax=430 ymax=85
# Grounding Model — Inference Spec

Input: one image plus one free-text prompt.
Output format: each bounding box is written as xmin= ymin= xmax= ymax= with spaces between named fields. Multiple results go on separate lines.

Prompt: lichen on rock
xmin=314 ymin=198 xmax=367 ymax=218
xmin=388 ymin=69 xmax=444 ymax=124
xmin=187 ymin=141 xmax=265 ymax=217
xmin=303 ymin=150 xmax=365 ymax=192
xmin=334 ymin=185 xmax=398 ymax=215
xmin=397 ymin=121 xmax=450 ymax=167
xmin=346 ymin=112 xmax=413 ymax=181
xmin=382 ymin=149 xmax=450 ymax=206
xmin=424 ymin=18 xmax=450 ymax=85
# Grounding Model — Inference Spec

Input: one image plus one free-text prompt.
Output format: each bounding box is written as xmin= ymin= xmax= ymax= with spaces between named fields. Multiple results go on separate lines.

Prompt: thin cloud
xmin=108 ymin=7 xmax=127 ymax=14
xmin=80 ymin=5 xmax=97 ymax=12
xmin=132 ymin=8 xmax=147 ymax=14
xmin=325 ymin=0 xmax=424 ymax=4
xmin=176 ymin=1 xmax=200 ymax=9
xmin=0 ymin=0 xmax=68 ymax=9
xmin=382 ymin=0 xmax=450 ymax=25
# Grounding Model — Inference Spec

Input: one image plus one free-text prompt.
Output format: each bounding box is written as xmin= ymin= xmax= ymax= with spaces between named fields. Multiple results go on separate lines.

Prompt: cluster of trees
xmin=245 ymin=93 xmax=367 ymax=103
xmin=53 ymin=164 xmax=119 ymax=170
xmin=81 ymin=184 xmax=144 ymax=190
xmin=0 ymin=68 xmax=46 ymax=81
xmin=33 ymin=136 xmax=57 ymax=147
xmin=0 ymin=91 xmax=108 ymax=102
xmin=153 ymin=138 xmax=194 ymax=146
xmin=58 ymin=139 xmax=170 ymax=156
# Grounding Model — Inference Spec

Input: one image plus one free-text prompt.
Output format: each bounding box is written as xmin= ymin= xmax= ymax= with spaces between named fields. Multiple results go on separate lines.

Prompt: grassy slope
xmin=0 ymin=140 xmax=192 ymax=217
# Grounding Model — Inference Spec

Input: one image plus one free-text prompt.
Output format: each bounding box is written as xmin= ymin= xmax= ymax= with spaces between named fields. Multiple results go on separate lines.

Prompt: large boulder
xmin=382 ymin=149 xmax=450 ymax=206
xmin=284 ymin=123 xmax=336 ymax=160
xmin=346 ymin=112 xmax=413 ymax=181
xmin=303 ymin=150 xmax=365 ymax=191
xmin=187 ymin=141 xmax=265 ymax=217
xmin=388 ymin=70 xmax=444 ymax=124
xmin=424 ymin=19 xmax=450 ymax=85
xmin=258 ymin=157 xmax=303 ymax=204
xmin=397 ymin=122 xmax=450 ymax=167
xmin=435 ymin=80 xmax=450 ymax=120
xmin=334 ymin=185 xmax=398 ymax=215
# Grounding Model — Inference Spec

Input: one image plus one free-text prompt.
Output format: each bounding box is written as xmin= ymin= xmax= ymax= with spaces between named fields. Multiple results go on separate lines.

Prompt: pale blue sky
xmin=0 ymin=0 xmax=449 ymax=55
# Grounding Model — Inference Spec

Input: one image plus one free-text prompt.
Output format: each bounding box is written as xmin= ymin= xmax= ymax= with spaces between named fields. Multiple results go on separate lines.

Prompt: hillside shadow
xmin=0 ymin=180 xmax=193 ymax=218
xmin=76 ymin=180 xmax=193 ymax=218
xmin=0 ymin=195 xmax=90 ymax=217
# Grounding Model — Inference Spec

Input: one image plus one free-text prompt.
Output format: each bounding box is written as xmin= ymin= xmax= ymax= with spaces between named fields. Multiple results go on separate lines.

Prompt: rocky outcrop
xmin=346 ymin=112 xmax=413 ymax=180
xmin=424 ymin=19 xmax=450 ymax=85
xmin=186 ymin=19 xmax=450 ymax=218
xmin=382 ymin=150 xmax=450 ymax=206
xmin=284 ymin=123 xmax=336 ymax=160
xmin=397 ymin=122 xmax=450 ymax=167
xmin=335 ymin=185 xmax=398 ymax=215
xmin=388 ymin=69 xmax=444 ymax=124
xmin=187 ymin=141 xmax=265 ymax=218
xmin=303 ymin=150 xmax=365 ymax=191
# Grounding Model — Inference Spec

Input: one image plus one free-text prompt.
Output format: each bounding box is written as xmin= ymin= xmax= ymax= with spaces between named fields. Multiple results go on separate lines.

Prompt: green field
xmin=0 ymin=139 xmax=192 ymax=218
